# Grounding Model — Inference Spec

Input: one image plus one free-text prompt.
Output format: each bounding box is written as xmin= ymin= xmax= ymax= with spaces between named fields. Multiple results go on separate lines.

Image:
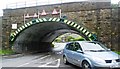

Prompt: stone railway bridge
xmin=2 ymin=2 xmax=120 ymax=53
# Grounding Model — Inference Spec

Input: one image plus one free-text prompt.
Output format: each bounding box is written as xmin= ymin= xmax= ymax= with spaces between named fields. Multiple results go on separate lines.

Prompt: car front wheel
xmin=82 ymin=61 xmax=91 ymax=69
xmin=63 ymin=56 xmax=69 ymax=64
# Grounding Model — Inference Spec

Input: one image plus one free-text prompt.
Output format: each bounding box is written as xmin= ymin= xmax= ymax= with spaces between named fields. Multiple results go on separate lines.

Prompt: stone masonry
xmin=2 ymin=2 xmax=120 ymax=51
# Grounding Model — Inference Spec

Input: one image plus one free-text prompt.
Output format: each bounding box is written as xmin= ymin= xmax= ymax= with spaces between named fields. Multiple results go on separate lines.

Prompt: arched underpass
xmin=10 ymin=18 xmax=97 ymax=53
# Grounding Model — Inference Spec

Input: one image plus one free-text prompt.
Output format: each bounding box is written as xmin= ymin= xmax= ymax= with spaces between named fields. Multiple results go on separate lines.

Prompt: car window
xmin=66 ymin=43 xmax=73 ymax=50
xmin=75 ymin=42 xmax=82 ymax=51
xmin=66 ymin=44 xmax=69 ymax=49
xmin=66 ymin=42 xmax=82 ymax=51
xmin=72 ymin=42 xmax=82 ymax=51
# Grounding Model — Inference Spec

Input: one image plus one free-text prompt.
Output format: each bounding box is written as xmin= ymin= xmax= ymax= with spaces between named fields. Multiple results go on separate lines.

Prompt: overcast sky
xmin=0 ymin=0 xmax=119 ymax=16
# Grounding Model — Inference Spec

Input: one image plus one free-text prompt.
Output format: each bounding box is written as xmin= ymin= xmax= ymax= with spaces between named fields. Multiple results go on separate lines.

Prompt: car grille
xmin=116 ymin=59 xmax=120 ymax=62
xmin=105 ymin=60 xmax=112 ymax=63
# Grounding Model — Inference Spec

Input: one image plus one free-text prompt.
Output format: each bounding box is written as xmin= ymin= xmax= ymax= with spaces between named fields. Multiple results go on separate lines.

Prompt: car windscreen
xmin=81 ymin=42 xmax=108 ymax=52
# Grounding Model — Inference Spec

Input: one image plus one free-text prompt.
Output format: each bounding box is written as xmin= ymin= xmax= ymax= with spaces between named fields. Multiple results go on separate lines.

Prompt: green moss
xmin=114 ymin=51 xmax=120 ymax=55
xmin=0 ymin=50 xmax=15 ymax=55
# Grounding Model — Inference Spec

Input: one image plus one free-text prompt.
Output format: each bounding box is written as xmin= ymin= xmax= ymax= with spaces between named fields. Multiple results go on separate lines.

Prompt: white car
xmin=63 ymin=41 xmax=120 ymax=69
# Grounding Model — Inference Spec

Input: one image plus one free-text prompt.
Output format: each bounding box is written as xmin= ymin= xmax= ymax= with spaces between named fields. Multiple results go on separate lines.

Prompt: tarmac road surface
xmin=2 ymin=43 xmax=81 ymax=69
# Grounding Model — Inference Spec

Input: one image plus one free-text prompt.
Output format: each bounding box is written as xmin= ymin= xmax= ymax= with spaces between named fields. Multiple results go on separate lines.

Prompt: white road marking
xmin=17 ymin=55 xmax=51 ymax=67
xmin=38 ymin=59 xmax=60 ymax=67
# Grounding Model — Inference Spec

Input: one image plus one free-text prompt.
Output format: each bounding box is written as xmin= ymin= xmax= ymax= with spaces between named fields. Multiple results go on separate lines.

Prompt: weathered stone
xmin=2 ymin=2 xmax=120 ymax=51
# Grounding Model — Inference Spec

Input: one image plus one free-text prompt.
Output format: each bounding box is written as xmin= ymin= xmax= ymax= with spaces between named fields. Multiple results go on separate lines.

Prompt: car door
xmin=65 ymin=43 xmax=75 ymax=63
xmin=72 ymin=42 xmax=84 ymax=66
xmin=66 ymin=42 xmax=80 ymax=64
xmin=68 ymin=42 xmax=77 ymax=64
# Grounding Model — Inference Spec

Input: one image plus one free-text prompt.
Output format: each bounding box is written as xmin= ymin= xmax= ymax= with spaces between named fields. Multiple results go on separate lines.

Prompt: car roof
xmin=76 ymin=41 xmax=96 ymax=43
xmin=67 ymin=41 xmax=98 ymax=44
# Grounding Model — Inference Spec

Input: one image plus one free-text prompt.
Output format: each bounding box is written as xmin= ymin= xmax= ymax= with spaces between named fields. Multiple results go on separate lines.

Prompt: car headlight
xmin=91 ymin=57 xmax=105 ymax=64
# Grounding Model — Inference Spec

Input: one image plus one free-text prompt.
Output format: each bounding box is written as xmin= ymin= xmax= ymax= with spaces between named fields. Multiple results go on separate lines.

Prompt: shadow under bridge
xmin=10 ymin=18 xmax=97 ymax=53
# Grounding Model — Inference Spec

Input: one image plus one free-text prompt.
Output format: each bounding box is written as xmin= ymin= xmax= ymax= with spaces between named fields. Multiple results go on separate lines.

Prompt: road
xmin=2 ymin=43 xmax=81 ymax=69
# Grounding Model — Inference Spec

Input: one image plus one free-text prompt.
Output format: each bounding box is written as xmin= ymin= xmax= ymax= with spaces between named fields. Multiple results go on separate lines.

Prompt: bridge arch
xmin=10 ymin=17 xmax=97 ymax=53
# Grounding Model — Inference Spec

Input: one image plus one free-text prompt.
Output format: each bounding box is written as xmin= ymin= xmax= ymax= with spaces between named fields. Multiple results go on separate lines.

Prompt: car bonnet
xmin=84 ymin=51 xmax=120 ymax=60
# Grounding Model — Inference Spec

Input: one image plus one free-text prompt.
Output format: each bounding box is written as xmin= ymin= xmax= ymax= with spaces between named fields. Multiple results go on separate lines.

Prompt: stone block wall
xmin=2 ymin=2 xmax=119 ymax=51
xmin=0 ymin=17 xmax=2 ymax=49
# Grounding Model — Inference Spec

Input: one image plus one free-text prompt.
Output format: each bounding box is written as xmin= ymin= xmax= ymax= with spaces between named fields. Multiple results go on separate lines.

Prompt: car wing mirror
xmin=77 ymin=50 xmax=84 ymax=53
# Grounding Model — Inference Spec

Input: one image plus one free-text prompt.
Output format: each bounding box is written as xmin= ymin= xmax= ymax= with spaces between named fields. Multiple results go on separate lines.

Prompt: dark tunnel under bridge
xmin=10 ymin=18 xmax=97 ymax=53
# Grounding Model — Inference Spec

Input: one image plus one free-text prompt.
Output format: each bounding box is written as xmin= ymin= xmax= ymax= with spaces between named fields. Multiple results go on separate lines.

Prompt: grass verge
xmin=115 ymin=51 xmax=120 ymax=55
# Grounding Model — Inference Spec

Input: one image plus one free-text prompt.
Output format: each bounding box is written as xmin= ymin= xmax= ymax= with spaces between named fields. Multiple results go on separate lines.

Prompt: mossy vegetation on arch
xmin=54 ymin=33 xmax=85 ymax=43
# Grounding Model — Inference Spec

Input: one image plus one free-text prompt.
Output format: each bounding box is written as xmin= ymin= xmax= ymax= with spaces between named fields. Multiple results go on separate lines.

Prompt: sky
xmin=0 ymin=0 xmax=119 ymax=16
